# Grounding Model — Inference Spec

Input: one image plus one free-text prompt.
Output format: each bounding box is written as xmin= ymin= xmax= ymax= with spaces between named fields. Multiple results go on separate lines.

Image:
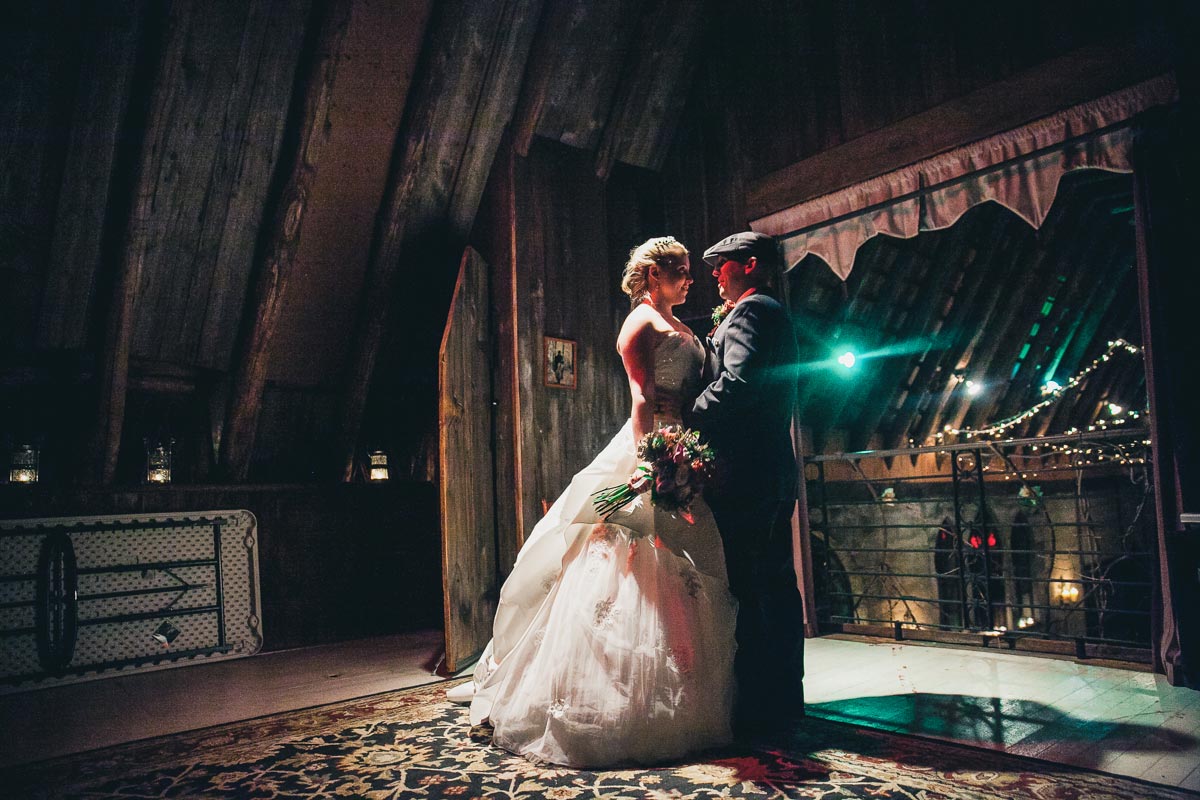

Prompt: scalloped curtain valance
xmin=751 ymin=74 xmax=1178 ymax=281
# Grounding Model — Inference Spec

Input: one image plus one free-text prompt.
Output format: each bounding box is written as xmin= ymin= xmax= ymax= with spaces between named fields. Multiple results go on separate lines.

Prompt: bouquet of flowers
xmin=591 ymin=424 xmax=717 ymax=524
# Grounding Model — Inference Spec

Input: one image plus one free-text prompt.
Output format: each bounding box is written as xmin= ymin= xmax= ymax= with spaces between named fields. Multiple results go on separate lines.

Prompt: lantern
xmin=368 ymin=450 xmax=390 ymax=482
xmin=9 ymin=444 xmax=38 ymax=484
xmin=145 ymin=440 xmax=173 ymax=484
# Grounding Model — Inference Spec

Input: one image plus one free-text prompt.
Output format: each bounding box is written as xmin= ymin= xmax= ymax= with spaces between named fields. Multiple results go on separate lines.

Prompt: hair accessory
xmin=649 ymin=236 xmax=680 ymax=261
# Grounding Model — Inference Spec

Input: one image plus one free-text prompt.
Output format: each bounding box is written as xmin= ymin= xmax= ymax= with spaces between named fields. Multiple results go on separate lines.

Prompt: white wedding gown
xmin=469 ymin=332 xmax=737 ymax=768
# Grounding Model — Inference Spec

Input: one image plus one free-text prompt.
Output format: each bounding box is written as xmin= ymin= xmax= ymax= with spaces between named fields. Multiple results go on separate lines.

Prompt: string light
xmin=938 ymin=339 xmax=1143 ymax=440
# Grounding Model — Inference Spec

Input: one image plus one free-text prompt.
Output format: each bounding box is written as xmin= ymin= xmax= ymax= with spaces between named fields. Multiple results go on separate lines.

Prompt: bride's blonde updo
xmin=621 ymin=236 xmax=688 ymax=307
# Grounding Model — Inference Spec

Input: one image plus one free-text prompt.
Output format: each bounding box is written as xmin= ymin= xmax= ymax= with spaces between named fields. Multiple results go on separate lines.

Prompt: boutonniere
xmin=709 ymin=301 xmax=736 ymax=337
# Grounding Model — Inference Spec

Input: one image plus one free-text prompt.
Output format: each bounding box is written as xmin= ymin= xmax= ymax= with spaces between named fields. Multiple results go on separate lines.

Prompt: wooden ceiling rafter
xmin=593 ymin=0 xmax=704 ymax=180
xmin=919 ymin=217 xmax=1029 ymax=447
xmin=507 ymin=0 xmax=573 ymax=158
xmin=878 ymin=256 xmax=966 ymax=449
xmin=969 ymin=218 xmax=1081 ymax=432
xmin=88 ymin=1 xmax=186 ymax=484
xmin=931 ymin=227 xmax=1036 ymax=448
xmin=842 ymin=247 xmax=934 ymax=451
xmin=905 ymin=217 xmax=1010 ymax=451
xmin=1025 ymin=194 xmax=1120 ymax=373
xmin=787 ymin=166 xmax=1142 ymax=458
xmin=1000 ymin=217 xmax=1123 ymax=439
xmin=38 ymin=0 xmax=144 ymax=352
xmin=1024 ymin=217 xmax=1130 ymax=440
xmin=220 ymin=0 xmax=352 ymax=482
xmin=334 ymin=0 xmax=542 ymax=480
xmin=1037 ymin=291 xmax=1142 ymax=439
xmin=871 ymin=248 xmax=953 ymax=451
xmin=840 ymin=249 xmax=913 ymax=452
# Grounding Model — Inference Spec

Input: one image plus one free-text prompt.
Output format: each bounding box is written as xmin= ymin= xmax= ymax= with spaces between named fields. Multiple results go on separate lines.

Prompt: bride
xmin=457 ymin=236 xmax=737 ymax=768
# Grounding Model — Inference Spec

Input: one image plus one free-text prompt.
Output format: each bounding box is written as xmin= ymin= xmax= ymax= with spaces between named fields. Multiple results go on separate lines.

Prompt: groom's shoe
xmin=446 ymin=680 xmax=476 ymax=705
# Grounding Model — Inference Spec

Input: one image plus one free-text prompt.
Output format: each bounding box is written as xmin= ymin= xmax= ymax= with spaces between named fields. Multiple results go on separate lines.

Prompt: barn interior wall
xmin=4 ymin=1 xmax=1196 ymax=663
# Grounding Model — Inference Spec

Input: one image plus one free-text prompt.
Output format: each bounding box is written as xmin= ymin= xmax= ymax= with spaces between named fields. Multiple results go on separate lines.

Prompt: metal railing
xmin=804 ymin=428 xmax=1155 ymax=661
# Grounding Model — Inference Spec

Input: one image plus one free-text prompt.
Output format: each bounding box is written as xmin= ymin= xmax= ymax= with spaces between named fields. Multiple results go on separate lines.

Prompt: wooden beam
xmin=593 ymin=0 xmax=703 ymax=179
xmin=335 ymin=0 xmax=541 ymax=481
xmin=507 ymin=0 xmax=571 ymax=157
xmin=88 ymin=2 xmax=183 ymax=485
xmin=746 ymin=39 xmax=1168 ymax=222
xmin=40 ymin=0 xmax=144 ymax=351
xmin=220 ymin=0 xmax=352 ymax=481
xmin=913 ymin=218 xmax=1014 ymax=447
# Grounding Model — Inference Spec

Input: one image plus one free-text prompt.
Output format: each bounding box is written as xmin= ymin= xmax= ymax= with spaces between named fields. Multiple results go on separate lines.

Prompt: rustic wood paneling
xmin=528 ymin=0 xmax=641 ymax=152
xmin=509 ymin=139 xmax=631 ymax=539
xmin=746 ymin=38 xmax=1167 ymax=221
xmin=656 ymin=60 xmax=752 ymax=321
xmin=128 ymin=0 xmax=309 ymax=370
xmin=438 ymin=248 xmax=496 ymax=672
xmin=335 ymin=0 xmax=543 ymax=479
xmin=471 ymin=136 xmax=522 ymax=572
xmin=221 ymin=0 xmax=354 ymax=481
xmin=38 ymin=0 xmax=144 ymax=351
xmin=0 ymin=3 xmax=82 ymax=357
xmin=595 ymin=0 xmax=704 ymax=178
xmin=267 ymin=0 xmax=431 ymax=388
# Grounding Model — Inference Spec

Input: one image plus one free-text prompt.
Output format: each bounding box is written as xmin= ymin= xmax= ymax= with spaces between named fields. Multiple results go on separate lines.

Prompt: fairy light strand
xmin=933 ymin=339 xmax=1144 ymax=442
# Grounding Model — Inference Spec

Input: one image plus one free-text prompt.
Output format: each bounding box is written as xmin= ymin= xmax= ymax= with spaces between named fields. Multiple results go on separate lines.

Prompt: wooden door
xmin=438 ymin=247 xmax=497 ymax=672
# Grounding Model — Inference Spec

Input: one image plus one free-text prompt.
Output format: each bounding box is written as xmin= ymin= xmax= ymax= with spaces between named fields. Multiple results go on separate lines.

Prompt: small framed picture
xmin=544 ymin=336 xmax=577 ymax=389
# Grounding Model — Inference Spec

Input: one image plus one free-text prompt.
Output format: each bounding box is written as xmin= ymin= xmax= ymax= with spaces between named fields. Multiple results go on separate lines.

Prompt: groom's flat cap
xmin=702 ymin=231 xmax=780 ymax=268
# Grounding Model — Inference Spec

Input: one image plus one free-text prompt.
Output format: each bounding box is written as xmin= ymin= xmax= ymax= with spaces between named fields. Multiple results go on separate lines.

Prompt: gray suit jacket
xmin=688 ymin=292 xmax=799 ymax=503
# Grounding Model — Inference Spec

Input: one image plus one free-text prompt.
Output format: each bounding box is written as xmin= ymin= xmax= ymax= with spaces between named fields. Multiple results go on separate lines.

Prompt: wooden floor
xmin=807 ymin=635 xmax=1200 ymax=791
xmin=2 ymin=632 xmax=1198 ymax=790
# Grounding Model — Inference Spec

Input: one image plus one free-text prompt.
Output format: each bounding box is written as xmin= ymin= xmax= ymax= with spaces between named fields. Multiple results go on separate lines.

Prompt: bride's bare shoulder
xmin=618 ymin=305 xmax=662 ymax=354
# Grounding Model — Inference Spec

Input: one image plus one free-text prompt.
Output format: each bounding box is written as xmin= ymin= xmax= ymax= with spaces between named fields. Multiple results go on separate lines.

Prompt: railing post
xmin=974 ymin=447 xmax=996 ymax=630
xmin=810 ymin=459 xmax=832 ymax=625
xmin=951 ymin=452 xmax=971 ymax=630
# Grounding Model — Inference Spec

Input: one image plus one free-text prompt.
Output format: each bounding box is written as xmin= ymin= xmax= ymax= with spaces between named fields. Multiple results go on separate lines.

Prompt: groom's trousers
xmin=708 ymin=494 xmax=806 ymax=729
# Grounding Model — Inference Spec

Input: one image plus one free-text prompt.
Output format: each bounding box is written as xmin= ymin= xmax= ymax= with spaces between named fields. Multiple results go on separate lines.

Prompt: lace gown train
xmin=469 ymin=333 xmax=736 ymax=768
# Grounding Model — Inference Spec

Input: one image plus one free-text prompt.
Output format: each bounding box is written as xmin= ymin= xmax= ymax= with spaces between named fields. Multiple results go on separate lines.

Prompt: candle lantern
xmin=368 ymin=450 xmax=390 ymax=482
xmin=1055 ymin=580 xmax=1081 ymax=604
xmin=145 ymin=439 xmax=174 ymax=484
xmin=9 ymin=444 xmax=39 ymax=484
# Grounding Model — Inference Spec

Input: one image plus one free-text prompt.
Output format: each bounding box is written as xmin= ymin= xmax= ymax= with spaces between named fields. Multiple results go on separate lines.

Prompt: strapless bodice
xmin=652 ymin=331 xmax=704 ymax=422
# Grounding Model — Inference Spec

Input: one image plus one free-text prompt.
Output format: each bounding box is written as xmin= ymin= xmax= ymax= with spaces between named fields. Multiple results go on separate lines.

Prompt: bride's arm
xmin=617 ymin=312 xmax=657 ymax=440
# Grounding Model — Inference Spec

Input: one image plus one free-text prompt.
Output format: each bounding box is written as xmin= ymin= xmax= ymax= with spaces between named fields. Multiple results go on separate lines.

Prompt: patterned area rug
xmin=5 ymin=678 xmax=1196 ymax=799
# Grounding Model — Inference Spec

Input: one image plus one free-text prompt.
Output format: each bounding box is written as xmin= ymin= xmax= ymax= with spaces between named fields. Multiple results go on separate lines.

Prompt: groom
xmin=687 ymin=231 xmax=805 ymax=734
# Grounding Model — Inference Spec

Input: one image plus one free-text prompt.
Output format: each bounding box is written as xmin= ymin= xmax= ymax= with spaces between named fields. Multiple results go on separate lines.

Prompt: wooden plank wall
xmin=723 ymin=0 xmax=1159 ymax=193
xmin=38 ymin=0 xmax=144 ymax=351
xmin=333 ymin=0 xmax=544 ymax=481
xmin=482 ymin=140 xmax=648 ymax=547
xmin=1 ymin=2 xmax=86 ymax=356
xmin=472 ymin=137 xmax=522 ymax=574
xmin=3 ymin=0 xmax=1168 ymax=490
xmin=125 ymin=0 xmax=309 ymax=370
